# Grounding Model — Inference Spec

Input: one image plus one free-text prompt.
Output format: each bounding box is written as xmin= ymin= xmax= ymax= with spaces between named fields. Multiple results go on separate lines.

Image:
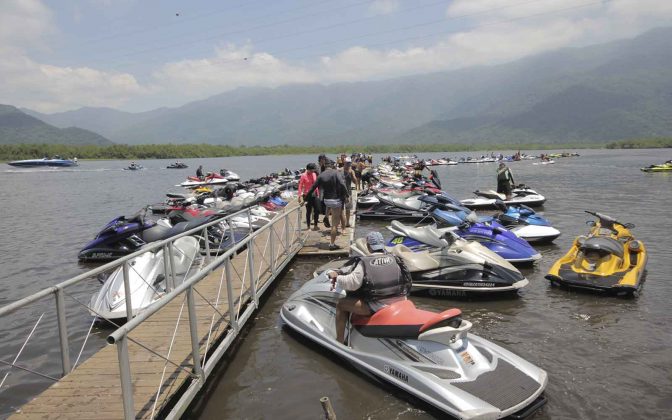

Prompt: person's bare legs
xmin=336 ymin=297 xmax=372 ymax=343
xmin=330 ymin=207 xmax=343 ymax=245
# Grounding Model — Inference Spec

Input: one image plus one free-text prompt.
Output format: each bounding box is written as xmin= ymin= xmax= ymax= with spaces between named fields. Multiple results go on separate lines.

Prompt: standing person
xmin=326 ymin=231 xmax=412 ymax=345
xmin=305 ymin=161 xmax=348 ymax=250
xmin=497 ymin=162 xmax=515 ymax=200
xmin=298 ymin=163 xmax=320 ymax=231
xmin=196 ymin=165 xmax=204 ymax=179
xmin=340 ymin=157 xmax=357 ymax=228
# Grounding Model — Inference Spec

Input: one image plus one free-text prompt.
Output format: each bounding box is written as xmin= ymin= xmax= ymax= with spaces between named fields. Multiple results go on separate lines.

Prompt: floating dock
xmin=6 ymin=195 xmax=358 ymax=419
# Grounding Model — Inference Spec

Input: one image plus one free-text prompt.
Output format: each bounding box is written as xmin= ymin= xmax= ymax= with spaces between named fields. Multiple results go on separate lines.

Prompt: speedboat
xmin=546 ymin=211 xmax=647 ymax=296
xmin=461 ymin=186 xmax=546 ymax=209
xmin=281 ymin=273 xmax=547 ymax=419
xmin=8 ymin=156 xmax=78 ymax=167
xmin=167 ymin=162 xmax=189 ymax=169
xmin=90 ymin=236 xmax=200 ymax=321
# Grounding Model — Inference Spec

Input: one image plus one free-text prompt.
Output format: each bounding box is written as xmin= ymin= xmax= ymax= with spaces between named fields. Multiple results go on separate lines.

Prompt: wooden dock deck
xmin=12 ymin=204 xmax=304 ymax=419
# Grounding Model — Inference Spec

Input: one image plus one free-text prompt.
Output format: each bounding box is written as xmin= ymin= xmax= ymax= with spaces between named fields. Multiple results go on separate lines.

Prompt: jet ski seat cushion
xmin=352 ymin=300 xmax=462 ymax=338
xmin=390 ymin=245 xmax=439 ymax=271
xmin=581 ymin=237 xmax=624 ymax=259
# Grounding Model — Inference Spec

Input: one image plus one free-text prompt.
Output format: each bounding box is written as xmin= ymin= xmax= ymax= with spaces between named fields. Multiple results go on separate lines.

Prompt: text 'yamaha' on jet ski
xmin=90 ymin=236 xmax=201 ymax=321
xmin=281 ymin=273 xmax=547 ymax=419
xmin=546 ymin=211 xmax=647 ymax=296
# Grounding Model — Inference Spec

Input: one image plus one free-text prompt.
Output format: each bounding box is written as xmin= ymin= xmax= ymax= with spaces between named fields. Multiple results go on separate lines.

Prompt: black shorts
xmin=497 ymin=181 xmax=512 ymax=195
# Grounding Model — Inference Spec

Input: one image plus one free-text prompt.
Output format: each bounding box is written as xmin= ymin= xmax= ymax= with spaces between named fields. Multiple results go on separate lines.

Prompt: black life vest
xmin=346 ymin=254 xmax=412 ymax=299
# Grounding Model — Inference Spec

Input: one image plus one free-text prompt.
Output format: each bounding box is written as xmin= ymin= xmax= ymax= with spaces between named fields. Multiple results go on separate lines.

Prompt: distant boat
xmin=8 ymin=156 xmax=78 ymax=167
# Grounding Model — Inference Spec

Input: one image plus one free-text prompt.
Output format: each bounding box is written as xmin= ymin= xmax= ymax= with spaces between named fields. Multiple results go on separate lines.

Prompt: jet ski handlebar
xmin=584 ymin=211 xmax=634 ymax=229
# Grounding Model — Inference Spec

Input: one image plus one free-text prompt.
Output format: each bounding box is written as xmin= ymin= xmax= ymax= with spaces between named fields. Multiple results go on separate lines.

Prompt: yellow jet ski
xmin=546 ymin=211 xmax=647 ymax=296
xmin=640 ymin=161 xmax=672 ymax=172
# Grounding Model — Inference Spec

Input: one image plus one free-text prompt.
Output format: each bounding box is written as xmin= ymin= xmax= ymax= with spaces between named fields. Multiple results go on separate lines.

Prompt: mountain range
xmin=12 ymin=26 xmax=672 ymax=146
xmin=0 ymin=105 xmax=112 ymax=146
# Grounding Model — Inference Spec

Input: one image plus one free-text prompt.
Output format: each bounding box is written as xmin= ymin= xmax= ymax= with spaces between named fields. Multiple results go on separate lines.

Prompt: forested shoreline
xmin=1 ymin=138 xmax=670 ymax=161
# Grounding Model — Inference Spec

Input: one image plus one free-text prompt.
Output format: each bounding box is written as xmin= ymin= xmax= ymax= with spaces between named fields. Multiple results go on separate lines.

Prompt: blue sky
xmin=2 ymin=0 xmax=671 ymax=112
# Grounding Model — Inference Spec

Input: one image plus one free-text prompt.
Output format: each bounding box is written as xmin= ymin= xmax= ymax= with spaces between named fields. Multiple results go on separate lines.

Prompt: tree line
xmin=0 ymin=138 xmax=669 ymax=161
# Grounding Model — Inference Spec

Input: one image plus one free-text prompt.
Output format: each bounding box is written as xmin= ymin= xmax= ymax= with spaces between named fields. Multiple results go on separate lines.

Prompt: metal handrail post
xmin=247 ymin=208 xmax=254 ymax=234
xmin=269 ymin=223 xmax=276 ymax=277
xmin=296 ymin=205 xmax=303 ymax=245
xmin=224 ymin=257 xmax=239 ymax=332
xmin=54 ymin=288 xmax=71 ymax=375
xmin=202 ymin=227 xmax=210 ymax=263
xmin=116 ymin=335 xmax=135 ymax=420
xmin=186 ymin=286 xmax=203 ymax=377
xmin=167 ymin=241 xmax=177 ymax=291
xmin=163 ymin=244 xmax=171 ymax=292
xmin=284 ymin=213 xmax=290 ymax=255
xmin=122 ymin=262 xmax=134 ymax=321
xmin=247 ymin=240 xmax=258 ymax=308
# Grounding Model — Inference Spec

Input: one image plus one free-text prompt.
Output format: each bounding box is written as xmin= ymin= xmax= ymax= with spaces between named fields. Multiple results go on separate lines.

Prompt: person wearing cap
xmin=497 ymin=162 xmax=515 ymax=200
xmin=298 ymin=163 xmax=320 ymax=230
xmin=327 ymin=231 xmax=412 ymax=345
xmin=340 ymin=157 xmax=358 ymax=228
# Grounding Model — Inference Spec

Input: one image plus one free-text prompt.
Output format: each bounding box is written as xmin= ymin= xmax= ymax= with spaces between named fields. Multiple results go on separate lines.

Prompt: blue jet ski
xmin=387 ymin=196 xmax=541 ymax=264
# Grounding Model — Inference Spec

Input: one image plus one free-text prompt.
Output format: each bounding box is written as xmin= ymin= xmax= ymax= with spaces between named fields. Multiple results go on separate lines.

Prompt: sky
xmin=1 ymin=0 xmax=671 ymax=113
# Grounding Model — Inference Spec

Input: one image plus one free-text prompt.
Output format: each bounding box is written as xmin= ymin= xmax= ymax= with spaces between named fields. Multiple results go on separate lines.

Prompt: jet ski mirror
xmin=586 ymin=220 xmax=596 ymax=227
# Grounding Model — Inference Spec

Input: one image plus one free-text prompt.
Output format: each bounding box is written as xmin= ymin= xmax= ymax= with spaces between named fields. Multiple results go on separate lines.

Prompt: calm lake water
xmin=1 ymin=149 xmax=671 ymax=419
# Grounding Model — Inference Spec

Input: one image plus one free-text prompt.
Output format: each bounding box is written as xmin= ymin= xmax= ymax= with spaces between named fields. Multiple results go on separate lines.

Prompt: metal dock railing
xmin=1 ymin=202 xmax=305 ymax=419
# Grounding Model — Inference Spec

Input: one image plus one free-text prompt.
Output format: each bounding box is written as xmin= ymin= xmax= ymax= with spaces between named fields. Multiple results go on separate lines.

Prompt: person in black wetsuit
xmin=196 ymin=165 xmax=204 ymax=179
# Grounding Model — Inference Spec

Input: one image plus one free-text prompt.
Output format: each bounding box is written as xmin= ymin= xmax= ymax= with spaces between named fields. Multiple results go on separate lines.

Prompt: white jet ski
xmin=461 ymin=186 xmax=546 ymax=209
xmin=281 ymin=273 xmax=547 ymax=419
xmin=90 ymin=236 xmax=200 ymax=321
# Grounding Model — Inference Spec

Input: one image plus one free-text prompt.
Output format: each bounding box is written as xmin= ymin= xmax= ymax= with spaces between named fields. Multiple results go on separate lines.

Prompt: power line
xmin=104 ymin=0 xmax=558 ymax=71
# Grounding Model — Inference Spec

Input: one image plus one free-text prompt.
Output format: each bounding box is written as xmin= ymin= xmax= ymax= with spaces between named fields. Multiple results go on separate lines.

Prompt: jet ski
xmin=546 ymin=211 xmax=647 ymax=296
xmin=388 ymin=216 xmax=541 ymax=265
xmin=461 ymin=186 xmax=546 ymax=209
xmin=90 ymin=236 xmax=200 ymax=321
xmin=488 ymin=202 xmax=561 ymax=244
xmin=78 ymin=208 xmax=246 ymax=261
xmin=124 ymin=163 xmax=144 ymax=171
xmin=281 ymin=273 xmax=547 ymax=419
xmin=179 ymin=171 xmax=239 ymax=188
xmin=357 ymin=193 xmax=431 ymax=221
xmin=640 ymin=161 xmax=672 ymax=172
xmin=357 ymin=229 xmax=527 ymax=294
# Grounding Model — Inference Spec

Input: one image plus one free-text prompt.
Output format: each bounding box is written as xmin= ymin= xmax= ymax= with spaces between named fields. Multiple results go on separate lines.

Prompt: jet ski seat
xmin=580 ymin=236 xmax=624 ymax=259
xmin=390 ymin=245 xmax=439 ymax=271
xmin=475 ymin=190 xmax=505 ymax=200
xmin=352 ymin=300 xmax=462 ymax=338
xmin=390 ymin=221 xmax=447 ymax=248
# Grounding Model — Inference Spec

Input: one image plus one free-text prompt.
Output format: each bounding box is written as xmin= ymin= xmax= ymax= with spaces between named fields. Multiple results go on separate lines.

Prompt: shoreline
xmin=1 ymin=137 xmax=670 ymax=162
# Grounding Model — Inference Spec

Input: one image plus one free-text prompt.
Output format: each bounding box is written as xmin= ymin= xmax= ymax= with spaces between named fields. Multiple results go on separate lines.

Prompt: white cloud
xmin=0 ymin=0 xmax=145 ymax=112
xmin=151 ymin=44 xmax=317 ymax=100
xmin=369 ymin=0 xmax=401 ymax=15
xmin=2 ymin=0 xmax=672 ymax=112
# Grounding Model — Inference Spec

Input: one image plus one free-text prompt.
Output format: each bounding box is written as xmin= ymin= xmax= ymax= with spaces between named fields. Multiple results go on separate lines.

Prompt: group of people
xmin=298 ymin=153 xmax=367 ymax=250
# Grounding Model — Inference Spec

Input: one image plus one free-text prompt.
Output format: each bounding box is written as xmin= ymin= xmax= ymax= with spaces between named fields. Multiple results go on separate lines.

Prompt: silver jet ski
xmin=90 ymin=236 xmax=200 ymax=321
xmin=281 ymin=273 xmax=547 ymax=419
xmin=381 ymin=222 xmax=528 ymax=293
xmin=461 ymin=186 xmax=546 ymax=209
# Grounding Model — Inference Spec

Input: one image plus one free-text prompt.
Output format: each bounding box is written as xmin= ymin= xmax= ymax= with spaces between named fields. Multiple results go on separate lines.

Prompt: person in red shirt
xmin=298 ymin=163 xmax=320 ymax=230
